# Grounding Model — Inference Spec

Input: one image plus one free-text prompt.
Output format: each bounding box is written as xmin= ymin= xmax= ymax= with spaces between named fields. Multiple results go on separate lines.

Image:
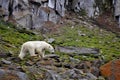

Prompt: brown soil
xmin=95 ymin=11 xmax=120 ymax=35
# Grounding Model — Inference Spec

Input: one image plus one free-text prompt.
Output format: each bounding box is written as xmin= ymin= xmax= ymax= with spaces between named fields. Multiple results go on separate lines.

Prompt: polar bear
xmin=18 ymin=41 xmax=55 ymax=60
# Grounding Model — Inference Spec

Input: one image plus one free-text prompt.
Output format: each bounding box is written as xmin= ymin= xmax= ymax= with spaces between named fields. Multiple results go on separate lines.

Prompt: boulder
xmin=0 ymin=69 xmax=29 ymax=80
xmin=0 ymin=0 xmax=9 ymax=21
xmin=55 ymin=46 xmax=100 ymax=56
xmin=45 ymin=70 xmax=62 ymax=80
xmin=100 ymin=59 xmax=120 ymax=80
xmin=61 ymin=68 xmax=97 ymax=80
xmin=1 ymin=58 xmax=12 ymax=65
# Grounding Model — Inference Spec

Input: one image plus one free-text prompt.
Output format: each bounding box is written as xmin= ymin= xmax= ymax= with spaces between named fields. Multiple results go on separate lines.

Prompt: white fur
xmin=19 ymin=41 xmax=54 ymax=60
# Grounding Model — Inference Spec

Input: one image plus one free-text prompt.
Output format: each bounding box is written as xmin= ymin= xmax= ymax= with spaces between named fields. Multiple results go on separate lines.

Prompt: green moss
xmin=0 ymin=21 xmax=43 ymax=55
xmin=47 ymin=25 xmax=120 ymax=61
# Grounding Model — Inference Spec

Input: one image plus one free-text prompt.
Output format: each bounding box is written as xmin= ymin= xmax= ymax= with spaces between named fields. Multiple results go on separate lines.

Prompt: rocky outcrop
xmin=0 ymin=0 xmax=65 ymax=29
xmin=113 ymin=0 xmax=120 ymax=27
xmin=0 ymin=0 xmax=119 ymax=29
xmin=71 ymin=0 xmax=99 ymax=17
xmin=0 ymin=48 xmax=103 ymax=80
xmin=0 ymin=0 xmax=114 ymax=30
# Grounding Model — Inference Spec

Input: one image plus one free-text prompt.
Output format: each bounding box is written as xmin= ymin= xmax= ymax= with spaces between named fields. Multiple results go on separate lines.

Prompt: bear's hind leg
xmin=19 ymin=46 xmax=26 ymax=60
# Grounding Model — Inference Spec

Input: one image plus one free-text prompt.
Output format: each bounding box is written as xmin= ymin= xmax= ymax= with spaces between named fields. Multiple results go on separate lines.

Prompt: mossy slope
xmin=0 ymin=20 xmax=120 ymax=61
xmin=47 ymin=25 xmax=120 ymax=61
xmin=0 ymin=21 xmax=43 ymax=55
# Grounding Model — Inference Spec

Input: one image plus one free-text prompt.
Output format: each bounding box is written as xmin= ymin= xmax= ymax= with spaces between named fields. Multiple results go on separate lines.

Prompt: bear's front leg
xmin=39 ymin=53 xmax=44 ymax=59
xmin=19 ymin=52 xmax=25 ymax=60
xmin=29 ymin=48 xmax=37 ymax=57
xmin=38 ymin=51 xmax=45 ymax=60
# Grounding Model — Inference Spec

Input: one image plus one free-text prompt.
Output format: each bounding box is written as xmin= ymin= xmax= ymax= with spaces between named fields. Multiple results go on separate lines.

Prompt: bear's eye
xmin=35 ymin=52 xmax=38 ymax=54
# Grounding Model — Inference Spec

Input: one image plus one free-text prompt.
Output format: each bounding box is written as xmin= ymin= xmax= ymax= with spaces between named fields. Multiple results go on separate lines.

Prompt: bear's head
xmin=47 ymin=45 xmax=55 ymax=54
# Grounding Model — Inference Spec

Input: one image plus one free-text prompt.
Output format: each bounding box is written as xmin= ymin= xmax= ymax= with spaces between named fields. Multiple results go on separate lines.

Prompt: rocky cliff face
xmin=71 ymin=0 xmax=99 ymax=17
xmin=0 ymin=0 xmax=116 ymax=30
xmin=113 ymin=0 xmax=120 ymax=27
xmin=0 ymin=0 xmax=64 ymax=29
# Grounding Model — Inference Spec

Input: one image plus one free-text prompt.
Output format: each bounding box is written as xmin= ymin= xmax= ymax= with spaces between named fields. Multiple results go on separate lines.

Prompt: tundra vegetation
xmin=0 ymin=20 xmax=120 ymax=62
xmin=0 ymin=18 xmax=120 ymax=79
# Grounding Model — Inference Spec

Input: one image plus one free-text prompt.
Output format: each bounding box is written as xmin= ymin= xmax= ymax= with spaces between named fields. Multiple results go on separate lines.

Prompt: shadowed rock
xmin=45 ymin=70 xmax=62 ymax=80
xmin=1 ymin=58 xmax=11 ymax=65
xmin=44 ymin=54 xmax=59 ymax=59
xmin=61 ymin=68 xmax=97 ymax=80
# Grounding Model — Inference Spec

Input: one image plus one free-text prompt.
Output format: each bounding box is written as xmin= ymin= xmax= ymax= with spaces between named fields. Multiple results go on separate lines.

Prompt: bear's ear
xmin=48 ymin=46 xmax=51 ymax=48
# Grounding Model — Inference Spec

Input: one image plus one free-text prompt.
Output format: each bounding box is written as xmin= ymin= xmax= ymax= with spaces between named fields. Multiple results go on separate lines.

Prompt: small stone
xmin=16 ymin=66 xmax=25 ymax=72
xmin=98 ymin=76 xmax=105 ymax=80
xmin=7 ymin=57 xmax=21 ymax=62
xmin=0 ymin=69 xmax=29 ymax=80
xmin=90 ymin=66 xmax=100 ymax=77
xmin=63 ymin=64 xmax=73 ymax=69
xmin=54 ymin=63 xmax=62 ymax=67
xmin=86 ymin=72 xmax=97 ymax=80
xmin=25 ymin=61 xmax=35 ymax=66
xmin=1 ymin=58 xmax=11 ymax=65
xmin=69 ymin=57 xmax=80 ymax=63
xmin=47 ymin=38 xmax=55 ymax=43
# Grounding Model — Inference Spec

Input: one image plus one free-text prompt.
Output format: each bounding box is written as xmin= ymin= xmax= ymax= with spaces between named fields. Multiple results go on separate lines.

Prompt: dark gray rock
xmin=61 ymin=68 xmax=97 ymax=80
xmin=44 ymin=54 xmax=59 ymax=57
xmin=0 ymin=52 xmax=12 ymax=58
xmin=69 ymin=57 xmax=80 ymax=63
xmin=1 ymin=58 xmax=11 ymax=65
xmin=0 ymin=0 xmax=108 ymax=29
xmin=47 ymin=38 xmax=55 ymax=43
xmin=86 ymin=72 xmax=97 ymax=80
xmin=113 ymin=0 xmax=120 ymax=27
xmin=55 ymin=46 xmax=100 ymax=56
xmin=0 ymin=0 xmax=61 ymax=29
xmin=45 ymin=70 xmax=62 ymax=80
xmin=0 ymin=0 xmax=9 ymax=20
xmin=72 ymin=0 xmax=99 ymax=17
xmin=114 ymin=0 xmax=120 ymax=16
xmin=90 ymin=66 xmax=100 ymax=77
xmin=0 ymin=69 xmax=29 ymax=80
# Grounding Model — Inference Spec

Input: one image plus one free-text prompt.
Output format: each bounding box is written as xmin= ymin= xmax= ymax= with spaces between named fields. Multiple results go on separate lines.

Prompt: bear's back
xmin=23 ymin=41 xmax=48 ymax=47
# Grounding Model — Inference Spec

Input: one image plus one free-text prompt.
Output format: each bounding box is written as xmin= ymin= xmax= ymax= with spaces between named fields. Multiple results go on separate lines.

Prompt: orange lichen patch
xmin=100 ymin=61 xmax=112 ymax=77
xmin=100 ymin=59 xmax=120 ymax=80
xmin=112 ymin=60 xmax=120 ymax=80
